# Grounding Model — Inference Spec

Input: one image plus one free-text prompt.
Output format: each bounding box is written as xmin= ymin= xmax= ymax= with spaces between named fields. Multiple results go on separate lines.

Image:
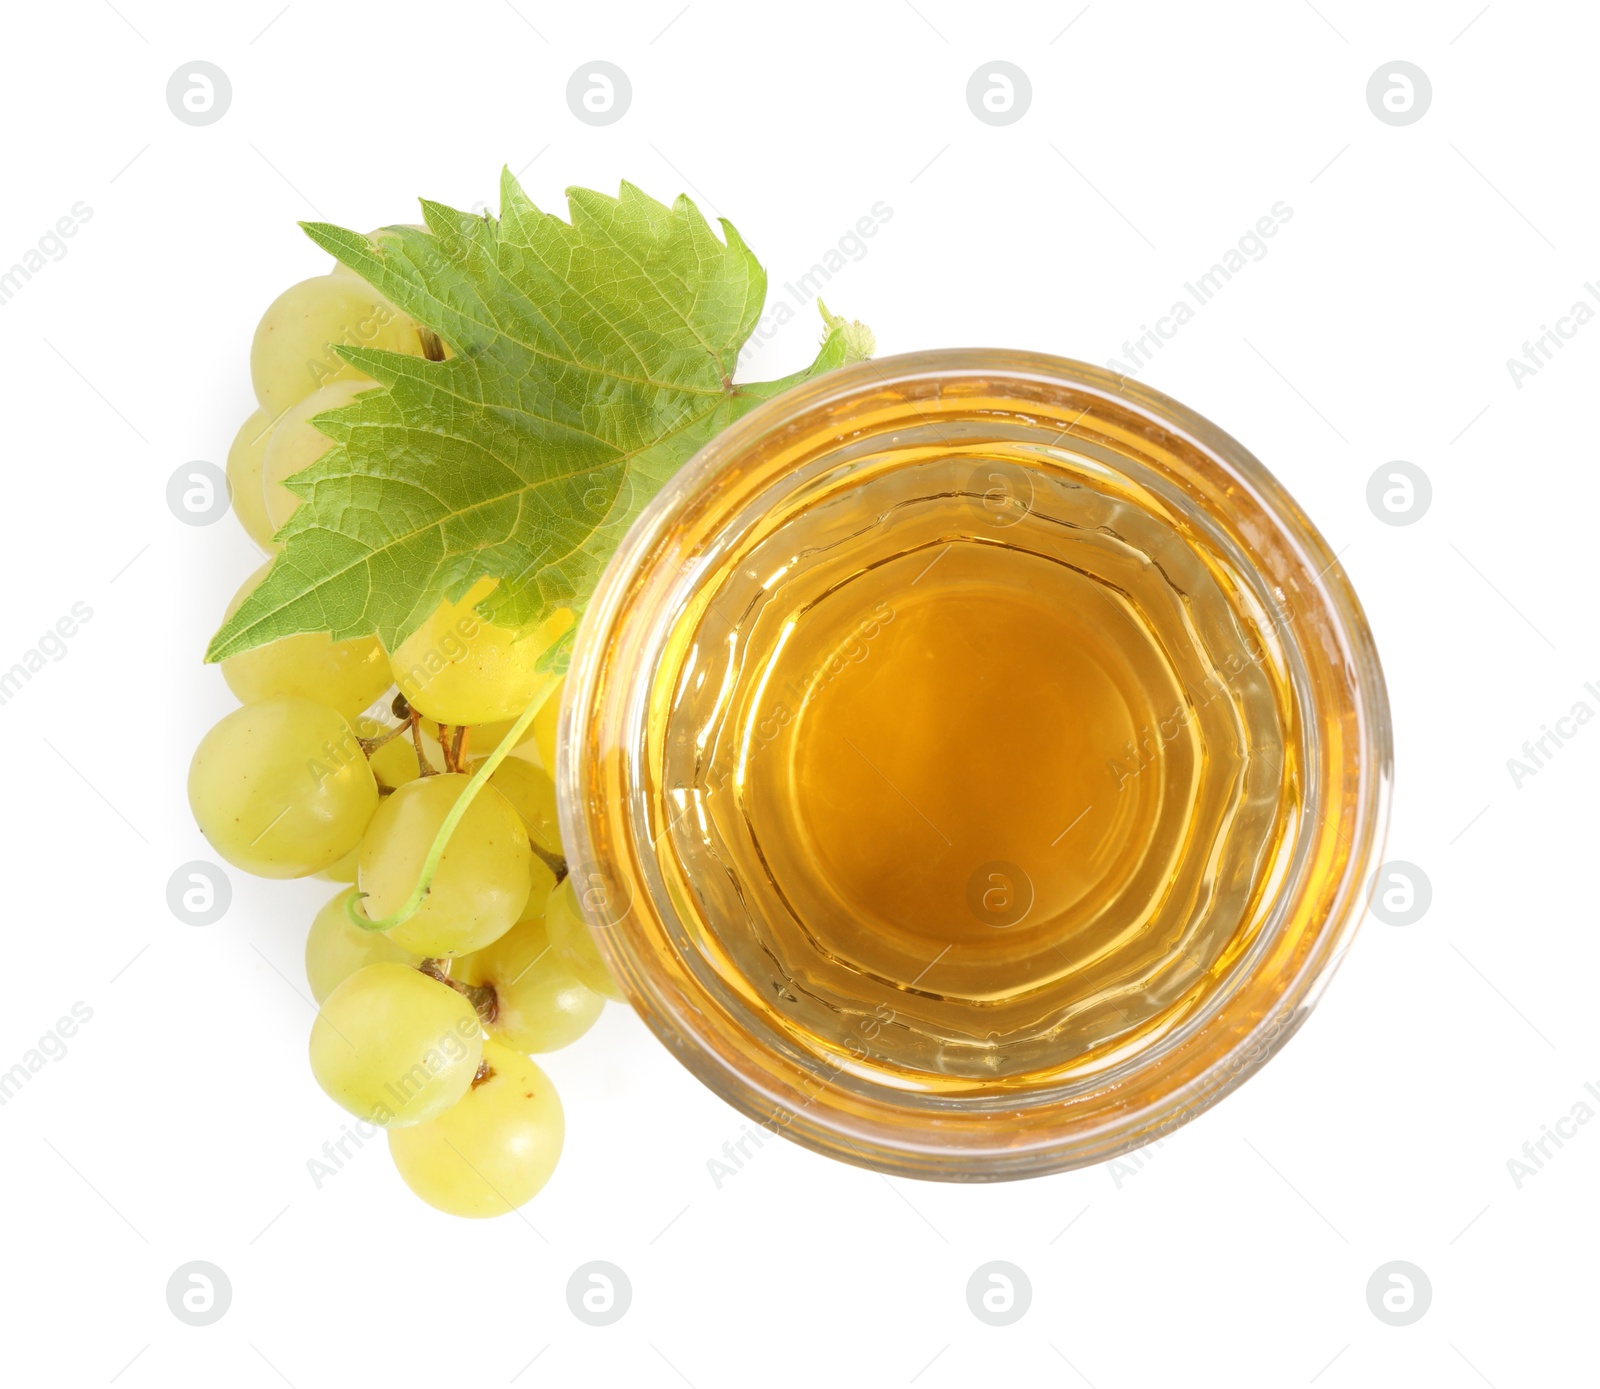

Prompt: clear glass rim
xmin=558 ymin=348 xmax=1393 ymax=1181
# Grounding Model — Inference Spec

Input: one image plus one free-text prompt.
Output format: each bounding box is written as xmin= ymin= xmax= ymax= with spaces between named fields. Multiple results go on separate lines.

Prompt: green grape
xmin=457 ymin=876 xmax=602 ymax=1054
xmin=532 ymin=673 xmax=564 ymax=778
xmin=309 ymin=962 xmax=482 ymax=1127
xmin=389 ymin=576 xmax=571 ymax=725
xmin=220 ymin=562 xmax=390 ymax=719
xmin=188 ymin=696 xmax=377 ymax=878
xmin=226 ymin=410 xmax=278 ymax=552
xmin=354 ymin=716 xmax=442 ymax=789
xmin=519 ymin=855 xmax=559 ymax=927
xmin=318 ymin=841 xmax=360 ymax=883
xmin=260 ymin=378 xmax=372 ymax=533
xmin=388 ymin=1039 xmax=563 ymax=1217
xmin=250 ymin=273 xmax=426 ymax=417
xmin=480 ymin=756 xmax=563 ymax=859
xmin=545 ymin=876 xmax=624 ymax=1001
xmin=304 ymin=888 xmax=418 ymax=1003
xmin=359 ymin=773 xmax=531 ymax=957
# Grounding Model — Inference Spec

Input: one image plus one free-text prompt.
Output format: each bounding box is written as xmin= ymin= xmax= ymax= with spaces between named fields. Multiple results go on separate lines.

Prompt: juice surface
xmin=664 ymin=447 xmax=1291 ymax=1083
xmin=768 ymin=540 xmax=1177 ymax=973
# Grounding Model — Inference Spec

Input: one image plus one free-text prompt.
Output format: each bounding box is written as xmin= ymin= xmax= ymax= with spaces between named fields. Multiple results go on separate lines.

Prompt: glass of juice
xmin=557 ymin=350 xmax=1391 ymax=1180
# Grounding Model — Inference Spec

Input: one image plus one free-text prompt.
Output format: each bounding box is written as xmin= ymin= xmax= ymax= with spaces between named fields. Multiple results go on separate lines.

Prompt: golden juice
xmin=662 ymin=444 xmax=1293 ymax=1085
xmin=565 ymin=352 xmax=1386 ymax=1176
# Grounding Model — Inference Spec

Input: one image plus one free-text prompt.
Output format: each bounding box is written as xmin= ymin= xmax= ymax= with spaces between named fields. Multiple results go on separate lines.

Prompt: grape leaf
xmin=206 ymin=172 xmax=874 ymax=667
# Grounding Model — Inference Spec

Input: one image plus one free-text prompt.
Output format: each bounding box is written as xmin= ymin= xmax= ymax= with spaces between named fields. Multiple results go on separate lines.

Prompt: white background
xmin=0 ymin=1 xmax=1594 ymax=1384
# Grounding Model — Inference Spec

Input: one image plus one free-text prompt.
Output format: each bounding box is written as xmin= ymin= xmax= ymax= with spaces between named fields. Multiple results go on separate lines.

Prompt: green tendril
xmin=346 ymin=673 xmax=560 ymax=933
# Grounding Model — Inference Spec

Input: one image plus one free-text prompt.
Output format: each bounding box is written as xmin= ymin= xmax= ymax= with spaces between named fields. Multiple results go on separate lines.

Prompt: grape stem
xmin=435 ymin=723 xmax=471 ymax=774
xmin=530 ymin=840 xmax=568 ymax=884
xmin=417 ymin=958 xmax=498 ymax=1024
xmin=407 ymin=711 xmax=437 ymax=778
xmin=345 ymin=671 xmax=560 ymax=934
xmin=358 ymin=722 xmax=410 ymax=756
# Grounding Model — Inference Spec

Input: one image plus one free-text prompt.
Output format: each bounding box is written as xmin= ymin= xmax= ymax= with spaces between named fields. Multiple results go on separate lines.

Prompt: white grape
xmin=250 ymin=273 xmax=426 ymax=417
xmin=317 ymin=841 xmax=360 ymax=884
xmin=457 ymin=876 xmax=603 ymax=1054
xmin=305 ymin=887 xmax=418 ymax=1003
xmin=220 ymin=562 xmax=390 ymax=720
xmin=188 ymin=696 xmax=378 ymax=878
xmin=260 ymin=377 xmax=373 ymax=534
xmin=226 ymin=410 xmax=278 ymax=552
xmin=358 ymin=773 xmax=531 ymax=957
xmin=309 ymin=962 xmax=482 ymax=1127
xmin=533 ymin=673 xmax=564 ymax=779
xmin=545 ymin=875 xmax=624 ymax=1001
xmin=389 ymin=576 xmax=570 ymax=725
xmin=481 ymin=755 xmax=563 ymax=860
xmin=388 ymin=1039 xmax=563 ymax=1216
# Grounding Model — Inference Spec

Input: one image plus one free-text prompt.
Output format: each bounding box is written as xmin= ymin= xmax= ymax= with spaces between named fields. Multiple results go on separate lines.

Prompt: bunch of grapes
xmin=189 ymin=249 xmax=618 ymax=1218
